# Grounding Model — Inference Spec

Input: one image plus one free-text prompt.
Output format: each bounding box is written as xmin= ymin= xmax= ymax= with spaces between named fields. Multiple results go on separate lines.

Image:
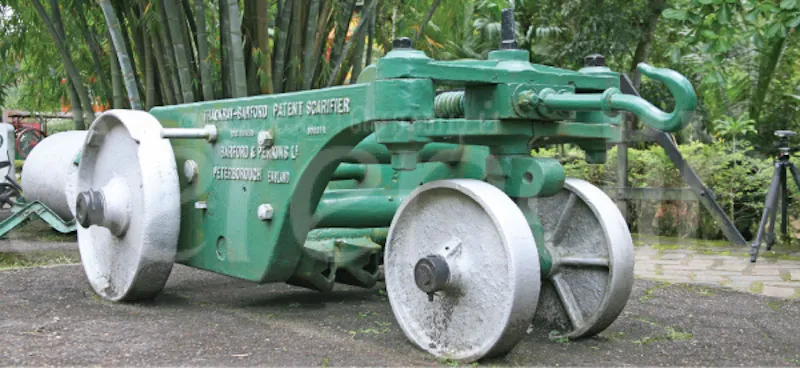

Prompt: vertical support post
xmin=616 ymin=115 xmax=630 ymax=221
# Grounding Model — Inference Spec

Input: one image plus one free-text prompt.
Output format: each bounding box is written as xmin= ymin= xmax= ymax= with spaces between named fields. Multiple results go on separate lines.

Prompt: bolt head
xmin=413 ymin=255 xmax=450 ymax=294
xmin=183 ymin=160 xmax=198 ymax=183
xmin=257 ymin=204 xmax=274 ymax=221
xmin=584 ymin=53 xmax=606 ymax=67
xmin=392 ymin=37 xmax=413 ymax=50
xmin=75 ymin=189 xmax=105 ymax=228
xmin=257 ymin=131 xmax=274 ymax=149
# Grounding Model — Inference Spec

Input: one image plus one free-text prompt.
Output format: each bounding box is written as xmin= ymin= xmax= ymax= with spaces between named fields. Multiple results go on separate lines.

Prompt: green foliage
xmin=46 ymin=119 xmax=77 ymax=134
xmin=713 ymin=114 xmax=756 ymax=153
xmin=535 ymin=141 xmax=780 ymax=240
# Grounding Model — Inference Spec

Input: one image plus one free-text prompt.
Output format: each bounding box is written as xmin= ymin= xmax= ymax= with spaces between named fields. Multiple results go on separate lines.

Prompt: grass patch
xmin=632 ymin=318 xmax=693 ymax=345
xmin=755 ymin=252 xmax=800 ymax=261
xmin=639 ymin=281 xmax=671 ymax=303
xmin=781 ymin=271 xmax=791 ymax=282
xmin=664 ymin=327 xmax=693 ymax=341
xmin=0 ymin=251 xmax=79 ymax=270
xmin=632 ymin=234 xmax=733 ymax=249
xmin=680 ymin=284 xmax=717 ymax=297
xmin=548 ymin=330 xmax=570 ymax=344
xmin=750 ymin=281 xmax=765 ymax=293
xmin=767 ymin=301 xmax=782 ymax=312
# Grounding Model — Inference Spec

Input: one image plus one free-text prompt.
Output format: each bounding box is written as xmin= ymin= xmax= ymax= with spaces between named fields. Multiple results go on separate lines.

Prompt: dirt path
xmin=2 ymin=264 xmax=799 ymax=366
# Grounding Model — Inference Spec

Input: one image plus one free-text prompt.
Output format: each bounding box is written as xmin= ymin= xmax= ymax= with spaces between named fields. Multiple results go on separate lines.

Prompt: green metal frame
xmin=0 ymin=200 xmax=76 ymax=238
xmin=149 ymin=46 xmax=697 ymax=286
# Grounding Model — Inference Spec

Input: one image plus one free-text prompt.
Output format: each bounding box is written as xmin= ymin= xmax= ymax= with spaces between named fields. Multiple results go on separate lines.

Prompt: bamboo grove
xmin=2 ymin=0 xmax=429 ymax=130
xmin=1 ymin=0 xmax=798 ymax=153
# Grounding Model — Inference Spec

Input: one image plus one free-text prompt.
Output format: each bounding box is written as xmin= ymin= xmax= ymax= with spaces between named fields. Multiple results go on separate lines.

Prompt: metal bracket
xmin=0 ymin=201 xmax=77 ymax=239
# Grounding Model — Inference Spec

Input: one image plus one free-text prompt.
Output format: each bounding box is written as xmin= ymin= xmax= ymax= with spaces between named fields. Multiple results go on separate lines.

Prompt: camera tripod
xmin=750 ymin=130 xmax=800 ymax=262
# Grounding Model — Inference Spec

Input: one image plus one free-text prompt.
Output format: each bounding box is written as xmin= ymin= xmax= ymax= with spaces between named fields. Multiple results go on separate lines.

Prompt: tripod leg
xmin=782 ymin=164 xmax=789 ymax=237
xmin=766 ymin=191 xmax=778 ymax=250
xmin=751 ymin=163 xmax=783 ymax=262
xmin=767 ymin=166 xmax=786 ymax=250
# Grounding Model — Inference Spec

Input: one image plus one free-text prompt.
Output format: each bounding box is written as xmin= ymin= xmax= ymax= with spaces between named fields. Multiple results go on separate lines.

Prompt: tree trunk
xmin=415 ymin=0 xmax=443 ymax=41
xmin=272 ymin=1 xmax=293 ymax=93
xmin=287 ymin=0 xmax=305 ymax=92
xmin=350 ymin=0 xmax=370 ymax=83
xmin=227 ymin=0 xmax=248 ymax=98
xmin=366 ymin=0 xmax=378 ymax=66
xmin=51 ymin=0 xmax=97 ymax=120
xmin=67 ymin=81 xmax=86 ymax=130
xmin=98 ymin=0 xmax=142 ymax=110
xmin=176 ymin=0 xmax=199 ymax=100
xmin=156 ymin=0 xmax=183 ymax=103
xmin=31 ymin=0 xmax=96 ymax=122
xmin=181 ymin=0 xmax=198 ymax=41
xmin=243 ymin=0 xmax=258 ymax=95
xmin=327 ymin=0 xmax=375 ymax=87
xmin=150 ymin=34 xmax=181 ymax=105
xmin=163 ymin=0 xmax=195 ymax=103
xmin=329 ymin=0 xmax=356 ymax=74
xmin=629 ymin=0 xmax=666 ymax=89
xmin=128 ymin=5 xmax=148 ymax=104
xmin=749 ymin=37 xmax=787 ymax=123
xmin=306 ymin=0 xmax=333 ymax=90
xmin=111 ymin=0 xmax=142 ymax=100
xmin=219 ymin=0 xmax=232 ymax=98
xmin=143 ymin=32 xmax=157 ymax=109
xmin=150 ymin=35 xmax=177 ymax=106
xmin=72 ymin=0 xmax=111 ymax=104
xmin=195 ymin=0 xmax=214 ymax=100
xmin=301 ymin=0 xmax=321 ymax=90
xmin=108 ymin=28 xmax=126 ymax=108
xmin=256 ymin=0 xmax=274 ymax=94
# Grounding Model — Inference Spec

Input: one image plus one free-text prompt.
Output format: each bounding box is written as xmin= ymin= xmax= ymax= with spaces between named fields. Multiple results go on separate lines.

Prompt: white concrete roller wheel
xmin=385 ymin=179 xmax=540 ymax=362
xmin=76 ymin=110 xmax=180 ymax=302
xmin=527 ymin=178 xmax=634 ymax=339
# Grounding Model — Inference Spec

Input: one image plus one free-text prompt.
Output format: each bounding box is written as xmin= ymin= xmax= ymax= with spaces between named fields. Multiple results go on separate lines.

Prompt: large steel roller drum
xmin=21 ymin=130 xmax=88 ymax=219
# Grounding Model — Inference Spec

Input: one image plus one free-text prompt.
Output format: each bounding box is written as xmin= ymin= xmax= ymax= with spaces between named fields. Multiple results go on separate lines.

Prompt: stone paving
xmin=634 ymin=244 xmax=800 ymax=298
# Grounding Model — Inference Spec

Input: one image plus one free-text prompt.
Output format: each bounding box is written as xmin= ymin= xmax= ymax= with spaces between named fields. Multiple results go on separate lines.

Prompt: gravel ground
xmin=1 ymin=263 xmax=800 ymax=366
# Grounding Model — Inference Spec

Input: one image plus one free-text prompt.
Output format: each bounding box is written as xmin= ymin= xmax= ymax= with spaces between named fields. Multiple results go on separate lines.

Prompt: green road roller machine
xmin=70 ymin=11 xmax=697 ymax=363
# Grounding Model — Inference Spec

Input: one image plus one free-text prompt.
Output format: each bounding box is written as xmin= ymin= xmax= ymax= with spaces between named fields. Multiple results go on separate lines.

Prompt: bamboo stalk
xmin=300 ymin=0 xmax=321 ymax=91
xmin=156 ymin=0 xmax=184 ymax=103
xmin=329 ymin=0 xmax=356 ymax=72
xmin=286 ymin=0 xmax=305 ymax=92
xmin=227 ymin=0 xmax=248 ymax=98
xmin=163 ymin=0 xmax=195 ymax=103
xmin=195 ymin=0 xmax=214 ymax=100
xmin=272 ymin=1 xmax=293 ymax=93
xmin=256 ymin=0 xmax=274 ymax=94
xmin=150 ymin=35 xmax=177 ymax=105
xmin=306 ymin=0 xmax=333 ymax=90
xmin=327 ymin=0 xmax=375 ymax=87
xmin=97 ymin=0 xmax=142 ymax=109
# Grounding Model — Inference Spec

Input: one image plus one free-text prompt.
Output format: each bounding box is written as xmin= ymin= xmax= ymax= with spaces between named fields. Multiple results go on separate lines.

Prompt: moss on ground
xmin=0 ymin=251 xmax=79 ymax=270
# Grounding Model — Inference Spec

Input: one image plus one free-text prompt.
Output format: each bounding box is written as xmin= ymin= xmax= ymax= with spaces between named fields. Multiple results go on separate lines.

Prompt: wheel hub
xmin=413 ymin=255 xmax=450 ymax=294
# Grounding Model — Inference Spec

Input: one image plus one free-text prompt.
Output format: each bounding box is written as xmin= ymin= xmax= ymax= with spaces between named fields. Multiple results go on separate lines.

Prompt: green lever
xmin=537 ymin=63 xmax=697 ymax=132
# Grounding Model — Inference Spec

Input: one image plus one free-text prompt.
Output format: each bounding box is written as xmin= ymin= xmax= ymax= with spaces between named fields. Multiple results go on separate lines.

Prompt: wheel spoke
xmin=550 ymin=193 xmax=577 ymax=247
xmin=552 ymin=272 xmax=585 ymax=329
xmin=558 ymin=255 xmax=609 ymax=268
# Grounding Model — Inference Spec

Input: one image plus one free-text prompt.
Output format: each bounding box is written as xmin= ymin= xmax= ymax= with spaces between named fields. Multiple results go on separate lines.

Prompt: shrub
xmin=533 ymin=142 xmax=783 ymax=240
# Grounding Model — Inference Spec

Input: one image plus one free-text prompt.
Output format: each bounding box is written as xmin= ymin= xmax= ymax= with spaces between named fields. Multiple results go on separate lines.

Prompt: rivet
xmin=257 ymin=204 xmax=274 ymax=221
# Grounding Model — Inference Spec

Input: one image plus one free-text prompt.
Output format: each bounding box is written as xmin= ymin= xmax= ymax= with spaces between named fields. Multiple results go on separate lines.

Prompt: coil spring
xmin=434 ymin=91 xmax=465 ymax=118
